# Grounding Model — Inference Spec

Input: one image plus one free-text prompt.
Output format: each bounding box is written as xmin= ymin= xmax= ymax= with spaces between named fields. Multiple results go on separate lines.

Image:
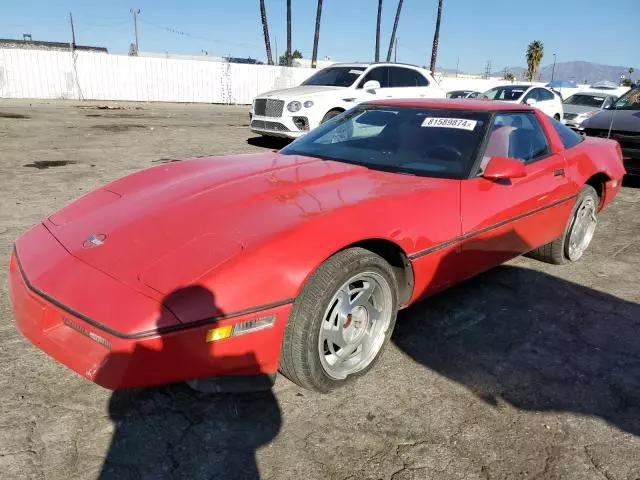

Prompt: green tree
xmin=429 ymin=0 xmax=444 ymax=73
xmin=311 ymin=0 xmax=323 ymax=68
xmin=279 ymin=49 xmax=302 ymax=66
xmin=525 ymin=40 xmax=544 ymax=81
xmin=622 ymin=78 xmax=633 ymax=87
xmin=286 ymin=0 xmax=292 ymax=66
xmin=503 ymin=71 xmax=515 ymax=81
xmin=387 ymin=0 xmax=403 ymax=62
xmin=375 ymin=0 xmax=383 ymax=62
xmin=259 ymin=0 xmax=274 ymax=65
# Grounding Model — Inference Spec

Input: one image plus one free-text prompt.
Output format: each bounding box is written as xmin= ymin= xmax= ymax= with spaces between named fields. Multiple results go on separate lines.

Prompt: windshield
xmin=301 ymin=66 xmax=365 ymax=87
xmin=610 ymin=86 xmax=640 ymax=110
xmin=482 ymin=86 xmax=528 ymax=101
xmin=280 ymin=106 xmax=490 ymax=179
xmin=564 ymin=94 xmax=607 ymax=107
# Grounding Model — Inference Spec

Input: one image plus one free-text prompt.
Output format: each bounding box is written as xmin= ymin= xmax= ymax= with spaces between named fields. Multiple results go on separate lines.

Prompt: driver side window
xmin=481 ymin=112 xmax=551 ymax=168
xmin=522 ymin=88 xmax=539 ymax=103
xmin=357 ymin=67 xmax=390 ymax=89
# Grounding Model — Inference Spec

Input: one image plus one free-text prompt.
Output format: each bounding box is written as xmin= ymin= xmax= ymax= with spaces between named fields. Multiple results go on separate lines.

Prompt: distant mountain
xmin=493 ymin=61 xmax=638 ymax=84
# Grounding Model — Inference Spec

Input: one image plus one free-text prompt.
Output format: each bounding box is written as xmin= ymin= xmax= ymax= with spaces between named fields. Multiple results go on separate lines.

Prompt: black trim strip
xmin=408 ymin=194 xmax=577 ymax=260
xmin=13 ymin=248 xmax=294 ymax=340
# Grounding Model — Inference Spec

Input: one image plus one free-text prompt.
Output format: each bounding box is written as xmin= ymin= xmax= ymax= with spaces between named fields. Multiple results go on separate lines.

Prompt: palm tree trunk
xmin=375 ymin=0 xmax=383 ymax=62
xmin=260 ymin=0 xmax=274 ymax=65
xmin=311 ymin=0 xmax=323 ymax=68
xmin=429 ymin=0 xmax=443 ymax=73
xmin=386 ymin=0 xmax=403 ymax=62
xmin=286 ymin=0 xmax=292 ymax=66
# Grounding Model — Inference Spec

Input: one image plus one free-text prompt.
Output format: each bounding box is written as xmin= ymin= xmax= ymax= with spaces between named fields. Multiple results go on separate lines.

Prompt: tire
xmin=554 ymin=113 xmax=561 ymax=121
xmin=320 ymin=109 xmax=344 ymax=124
xmin=528 ymin=185 xmax=599 ymax=265
xmin=279 ymin=247 xmax=399 ymax=392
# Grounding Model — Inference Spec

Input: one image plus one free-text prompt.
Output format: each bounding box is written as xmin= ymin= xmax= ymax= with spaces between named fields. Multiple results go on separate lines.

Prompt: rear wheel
xmin=279 ymin=248 xmax=398 ymax=392
xmin=528 ymin=185 xmax=598 ymax=264
xmin=554 ymin=113 xmax=561 ymax=121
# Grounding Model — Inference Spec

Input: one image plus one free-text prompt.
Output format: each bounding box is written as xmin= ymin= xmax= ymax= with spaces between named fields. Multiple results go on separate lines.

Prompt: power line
xmin=138 ymin=19 xmax=260 ymax=48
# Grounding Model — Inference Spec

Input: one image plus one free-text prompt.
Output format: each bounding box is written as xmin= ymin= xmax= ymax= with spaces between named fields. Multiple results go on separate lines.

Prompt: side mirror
xmin=363 ymin=80 xmax=381 ymax=93
xmin=482 ymin=156 xmax=527 ymax=181
xmin=525 ymin=98 xmax=537 ymax=106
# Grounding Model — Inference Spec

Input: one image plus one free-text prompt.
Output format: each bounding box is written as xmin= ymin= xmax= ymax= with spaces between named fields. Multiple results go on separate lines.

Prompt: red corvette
xmin=9 ymin=99 xmax=625 ymax=392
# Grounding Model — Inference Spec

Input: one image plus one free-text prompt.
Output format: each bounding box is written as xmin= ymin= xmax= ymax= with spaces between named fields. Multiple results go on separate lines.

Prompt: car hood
xmin=583 ymin=109 xmax=640 ymax=132
xmin=563 ymin=104 xmax=600 ymax=115
xmin=44 ymin=152 xmax=437 ymax=299
xmin=256 ymin=85 xmax=346 ymax=100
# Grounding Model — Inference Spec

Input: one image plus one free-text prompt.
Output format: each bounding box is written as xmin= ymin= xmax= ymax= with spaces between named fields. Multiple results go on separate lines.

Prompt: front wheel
xmin=528 ymin=185 xmax=598 ymax=264
xmin=279 ymin=248 xmax=398 ymax=392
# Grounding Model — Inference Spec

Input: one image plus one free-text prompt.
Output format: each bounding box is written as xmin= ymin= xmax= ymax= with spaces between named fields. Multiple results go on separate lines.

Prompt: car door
xmin=458 ymin=111 xmax=575 ymax=278
xmin=537 ymin=88 xmax=559 ymax=117
xmin=355 ymin=66 xmax=391 ymax=101
xmin=386 ymin=66 xmax=432 ymax=99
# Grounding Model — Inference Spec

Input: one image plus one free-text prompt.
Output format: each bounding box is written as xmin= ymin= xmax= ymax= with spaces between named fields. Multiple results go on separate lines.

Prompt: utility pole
xmin=484 ymin=60 xmax=491 ymax=80
xmin=551 ymin=53 xmax=557 ymax=82
xmin=455 ymin=56 xmax=459 ymax=77
xmin=130 ymin=9 xmax=140 ymax=55
xmin=69 ymin=12 xmax=76 ymax=50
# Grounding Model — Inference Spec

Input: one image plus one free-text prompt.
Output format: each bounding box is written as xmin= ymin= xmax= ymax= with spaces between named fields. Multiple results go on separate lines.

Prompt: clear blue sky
xmin=1 ymin=0 xmax=638 ymax=73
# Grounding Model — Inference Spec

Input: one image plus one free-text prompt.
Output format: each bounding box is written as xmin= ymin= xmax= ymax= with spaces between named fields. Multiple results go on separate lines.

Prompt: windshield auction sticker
xmin=421 ymin=117 xmax=477 ymax=130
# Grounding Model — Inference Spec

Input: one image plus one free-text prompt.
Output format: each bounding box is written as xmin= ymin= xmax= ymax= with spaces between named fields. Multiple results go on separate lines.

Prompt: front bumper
xmin=9 ymin=228 xmax=292 ymax=390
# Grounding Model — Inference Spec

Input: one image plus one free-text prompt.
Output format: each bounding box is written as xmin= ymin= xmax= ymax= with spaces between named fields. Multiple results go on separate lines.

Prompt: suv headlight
xmin=576 ymin=111 xmax=597 ymax=124
xmin=287 ymin=101 xmax=302 ymax=113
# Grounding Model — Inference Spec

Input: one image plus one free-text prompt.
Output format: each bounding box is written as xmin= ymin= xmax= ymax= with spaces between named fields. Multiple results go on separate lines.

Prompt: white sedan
xmin=250 ymin=63 xmax=445 ymax=138
xmin=481 ymin=84 xmax=564 ymax=120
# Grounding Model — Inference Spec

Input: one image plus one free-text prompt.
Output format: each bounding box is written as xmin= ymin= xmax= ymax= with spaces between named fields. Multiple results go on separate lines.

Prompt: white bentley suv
xmin=250 ymin=62 xmax=445 ymax=138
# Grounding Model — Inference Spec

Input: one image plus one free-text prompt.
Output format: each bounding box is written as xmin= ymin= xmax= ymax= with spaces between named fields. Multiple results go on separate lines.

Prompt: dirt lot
xmin=0 ymin=99 xmax=639 ymax=480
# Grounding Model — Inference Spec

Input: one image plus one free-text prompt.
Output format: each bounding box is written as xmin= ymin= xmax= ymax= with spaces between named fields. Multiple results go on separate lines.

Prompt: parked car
xmin=250 ymin=62 xmax=445 ymax=138
xmin=447 ymin=90 xmax=482 ymax=99
xmin=583 ymin=85 xmax=640 ymax=176
xmin=562 ymin=92 xmax=617 ymax=131
xmin=10 ymin=99 xmax=624 ymax=393
xmin=481 ymin=84 xmax=564 ymax=120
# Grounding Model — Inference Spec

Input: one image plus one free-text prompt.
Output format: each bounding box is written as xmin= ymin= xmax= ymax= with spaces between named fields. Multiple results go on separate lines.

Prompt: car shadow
xmin=96 ymin=286 xmax=281 ymax=480
xmin=246 ymin=136 xmax=291 ymax=150
xmin=393 ymin=263 xmax=640 ymax=437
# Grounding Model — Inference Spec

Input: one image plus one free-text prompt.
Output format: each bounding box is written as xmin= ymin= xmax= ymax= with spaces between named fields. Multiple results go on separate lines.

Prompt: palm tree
xmin=286 ymin=0 xmax=292 ymax=66
xmin=311 ymin=0 xmax=323 ymax=68
xmin=375 ymin=0 xmax=383 ymax=62
xmin=386 ymin=0 xmax=403 ymax=62
xmin=429 ymin=0 xmax=443 ymax=74
xmin=259 ymin=0 xmax=274 ymax=65
xmin=525 ymin=40 xmax=544 ymax=81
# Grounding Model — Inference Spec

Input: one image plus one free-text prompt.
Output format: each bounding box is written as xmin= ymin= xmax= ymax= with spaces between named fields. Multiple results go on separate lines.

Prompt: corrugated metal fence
xmin=0 ymin=49 xmax=314 ymax=104
xmin=0 ymin=48 xmax=630 ymax=104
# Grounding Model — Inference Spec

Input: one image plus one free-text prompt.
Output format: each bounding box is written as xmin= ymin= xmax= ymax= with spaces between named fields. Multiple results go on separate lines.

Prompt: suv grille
xmin=563 ymin=113 xmax=577 ymax=120
xmin=584 ymin=128 xmax=640 ymax=160
xmin=254 ymin=99 xmax=285 ymax=118
xmin=251 ymin=120 xmax=290 ymax=132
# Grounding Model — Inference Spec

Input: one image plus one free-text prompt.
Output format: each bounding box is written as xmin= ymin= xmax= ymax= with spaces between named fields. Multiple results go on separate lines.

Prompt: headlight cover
xmin=303 ymin=100 xmax=314 ymax=108
xmin=287 ymin=101 xmax=302 ymax=112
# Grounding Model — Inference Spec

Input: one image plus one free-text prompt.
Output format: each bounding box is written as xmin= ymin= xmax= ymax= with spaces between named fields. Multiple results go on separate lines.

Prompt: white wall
xmin=0 ymin=48 xmax=314 ymax=104
xmin=0 ymin=48 xmax=630 ymax=104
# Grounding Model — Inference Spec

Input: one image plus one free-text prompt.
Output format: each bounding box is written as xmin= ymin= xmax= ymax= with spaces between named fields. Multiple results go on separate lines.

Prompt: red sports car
xmin=9 ymin=99 xmax=625 ymax=392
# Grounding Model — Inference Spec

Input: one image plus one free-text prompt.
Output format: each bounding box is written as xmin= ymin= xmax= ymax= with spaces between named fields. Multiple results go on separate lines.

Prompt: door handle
xmin=553 ymin=168 xmax=565 ymax=177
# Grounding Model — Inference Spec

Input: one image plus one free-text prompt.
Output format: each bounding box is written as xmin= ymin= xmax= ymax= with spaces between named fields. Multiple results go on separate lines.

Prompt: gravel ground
xmin=0 ymin=99 xmax=639 ymax=480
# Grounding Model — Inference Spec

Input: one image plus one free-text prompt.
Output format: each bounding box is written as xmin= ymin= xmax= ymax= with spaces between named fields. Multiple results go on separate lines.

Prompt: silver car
xmin=562 ymin=92 xmax=617 ymax=131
